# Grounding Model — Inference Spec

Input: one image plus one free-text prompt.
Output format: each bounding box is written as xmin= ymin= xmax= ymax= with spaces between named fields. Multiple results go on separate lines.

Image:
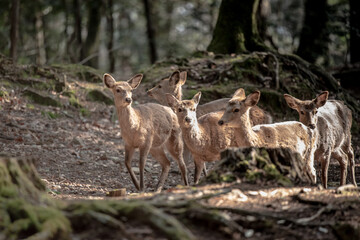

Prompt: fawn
xmin=166 ymin=92 xmax=238 ymax=184
xmin=218 ymin=90 xmax=317 ymax=184
xmin=103 ymin=73 xmax=188 ymax=192
xmin=284 ymin=92 xmax=356 ymax=188
xmin=147 ymin=70 xmax=272 ymax=124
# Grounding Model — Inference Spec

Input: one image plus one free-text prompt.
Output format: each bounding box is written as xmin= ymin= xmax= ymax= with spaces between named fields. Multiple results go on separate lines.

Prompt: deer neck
xmin=237 ymin=108 xmax=259 ymax=147
xmin=182 ymin=118 xmax=206 ymax=149
xmin=116 ymin=105 xmax=140 ymax=130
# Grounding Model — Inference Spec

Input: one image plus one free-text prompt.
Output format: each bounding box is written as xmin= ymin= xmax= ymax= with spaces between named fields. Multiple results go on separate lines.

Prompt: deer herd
xmin=104 ymin=70 xmax=357 ymax=192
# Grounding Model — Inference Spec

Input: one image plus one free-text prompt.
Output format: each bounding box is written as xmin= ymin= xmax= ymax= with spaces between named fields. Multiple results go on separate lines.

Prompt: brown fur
xmin=166 ymin=92 xmax=237 ymax=184
xmin=147 ymin=71 xmax=272 ymax=124
xmin=219 ymin=90 xmax=317 ymax=184
xmin=284 ymin=92 xmax=356 ymax=188
xmin=104 ymin=73 xmax=188 ymax=192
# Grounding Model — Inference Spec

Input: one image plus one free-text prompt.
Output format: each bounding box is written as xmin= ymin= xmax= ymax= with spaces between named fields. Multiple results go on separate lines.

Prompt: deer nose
xmin=185 ymin=117 xmax=191 ymax=123
xmin=218 ymin=120 xmax=224 ymax=126
xmin=309 ymin=124 xmax=315 ymax=129
xmin=125 ymin=98 xmax=132 ymax=103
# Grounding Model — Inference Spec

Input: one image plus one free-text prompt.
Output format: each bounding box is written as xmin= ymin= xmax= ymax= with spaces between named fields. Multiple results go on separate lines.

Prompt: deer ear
xmin=103 ymin=74 xmax=116 ymax=88
xmin=245 ymin=91 xmax=260 ymax=106
xmin=128 ymin=74 xmax=143 ymax=89
xmin=168 ymin=71 xmax=181 ymax=86
xmin=179 ymin=71 xmax=187 ymax=85
xmin=166 ymin=94 xmax=180 ymax=108
xmin=314 ymin=91 xmax=328 ymax=108
xmin=232 ymin=88 xmax=245 ymax=100
xmin=284 ymin=94 xmax=300 ymax=110
xmin=192 ymin=92 xmax=202 ymax=105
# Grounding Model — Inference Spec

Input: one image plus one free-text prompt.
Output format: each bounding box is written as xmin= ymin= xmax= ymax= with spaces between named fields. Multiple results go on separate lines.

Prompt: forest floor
xmin=1 ymin=84 xmax=360 ymax=239
xmin=1 ymin=53 xmax=360 ymax=239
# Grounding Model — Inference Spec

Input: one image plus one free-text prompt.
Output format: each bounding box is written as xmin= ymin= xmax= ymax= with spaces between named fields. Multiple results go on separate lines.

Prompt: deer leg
xmin=150 ymin=148 xmax=170 ymax=192
xmin=166 ymin=130 xmax=189 ymax=186
xmin=203 ymin=163 xmax=208 ymax=177
xmin=124 ymin=145 xmax=140 ymax=190
xmin=332 ymin=150 xmax=348 ymax=186
xmin=194 ymin=158 xmax=204 ymax=185
xmin=320 ymin=154 xmax=331 ymax=189
xmin=139 ymin=145 xmax=151 ymax=192
xmin=347 ymin=146 xmax=357 ymax=186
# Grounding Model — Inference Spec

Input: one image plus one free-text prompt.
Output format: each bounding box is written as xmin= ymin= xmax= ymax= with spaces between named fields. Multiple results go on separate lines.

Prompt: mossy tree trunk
xmin=296 ymin=0 xmax=329 ymax=64
xmin=207 ymin=0 xmax=268 ymax=54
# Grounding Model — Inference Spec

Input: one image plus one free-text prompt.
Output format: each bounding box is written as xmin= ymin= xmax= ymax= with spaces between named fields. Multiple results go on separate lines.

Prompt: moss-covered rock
xmin=86 ymin=89 xmax=113 ymax=105
xmin=23 ymin=89 xmax=61 ymax=107
xmin=203 ymin=147 xmax=312 ymax=186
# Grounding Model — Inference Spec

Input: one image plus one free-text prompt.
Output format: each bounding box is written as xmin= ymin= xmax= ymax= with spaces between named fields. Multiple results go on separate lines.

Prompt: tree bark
xmin=35 ymin=11 xmax=46 ymax=65
xmin=83 ymin=1 xmax=102 ymax=67
xmin=73 ymin=0 xmax=83 ymax=61
xmin=349 ymin=0 xmax=360 ymax=64
xmin=105 ymin=0 xmax=115 ymax=72
xmin=207 ymin=0 xmax=267 ymax=54
xmin=142 ymin=0 xmax=158 ymax=64
xmin=296 ymin=0 xmax=329 ymax=64
xmin=10 ymin=0 xmax=20 ymax=62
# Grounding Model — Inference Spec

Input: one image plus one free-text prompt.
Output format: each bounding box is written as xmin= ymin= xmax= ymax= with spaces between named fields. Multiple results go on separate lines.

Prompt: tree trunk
xmin=10 ymin=0 xmax=20 ymax=62
xmin=73 ymin=0 xmax=83 ymax=61
xmin=349 ymin=0 xmax=360 ymax=64
xmin=296 ymin=0 xmax=329 ymax=64
xmin=105 ymin=0 xmax=115 ymax=72
xmin=207 ymin=0 xmax=267 ymax=54
xmin=35 ymin=11 xmax=46 ymax=65
xmin=83 ymin=1 xmax=102 ymax=67
xmin=142 ymin=0 xmax=158 ymax=64
xmin=63 ymin=0 xmax=70 ymax=60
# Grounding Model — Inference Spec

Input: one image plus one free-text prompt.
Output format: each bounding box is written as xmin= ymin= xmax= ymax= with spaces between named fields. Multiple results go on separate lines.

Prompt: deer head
xmin=103 ymin=73 xmax=143 ymax=108
xmin=283 ymin=91 xmax=328 ymax=129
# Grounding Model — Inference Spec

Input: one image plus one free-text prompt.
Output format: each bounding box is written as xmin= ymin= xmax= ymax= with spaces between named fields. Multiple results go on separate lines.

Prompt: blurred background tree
xmin=0 ymin=0 xmax=358 ymax=76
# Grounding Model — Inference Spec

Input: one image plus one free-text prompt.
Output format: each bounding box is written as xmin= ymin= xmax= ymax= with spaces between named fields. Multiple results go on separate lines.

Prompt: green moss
xmin=80 ymin=108 xmax=90 ymax=117
xmin=41 ymin=111 xmax=60 ymax=119
xmin=69 ymin=96 xmax=82 ymax=108
xmin=26 ymin=104 xmax=35 ymax=110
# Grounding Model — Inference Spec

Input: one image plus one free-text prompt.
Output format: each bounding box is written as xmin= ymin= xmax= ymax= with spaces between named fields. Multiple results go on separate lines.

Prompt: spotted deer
xmin=166 ymin=92 xmax=238 ymax=184
xmin=103 ymin=73 xmax=188 ymax=192
xmin=218 ymin=90 xmax=317 ymax=184
xmin=284 ymin=92 xmax=356 ymax=188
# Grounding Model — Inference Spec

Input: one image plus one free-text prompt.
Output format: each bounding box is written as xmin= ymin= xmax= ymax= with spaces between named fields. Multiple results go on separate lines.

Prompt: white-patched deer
xmin=218 ymin=90 xmax=317 ymax=184
xmin=166 ymin=92 xmax=237 ymax=184
xmin=104 ymin=73 xmax=188 ymax=192
xmin=147 ymin=71 xmax=272 ymax=124
xmin=284 ymin=92 xmax=357 ymax=188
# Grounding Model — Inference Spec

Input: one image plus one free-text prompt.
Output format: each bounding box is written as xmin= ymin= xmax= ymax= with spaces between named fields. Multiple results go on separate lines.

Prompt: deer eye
xmin=116 ymin=89 xmax=121 ymax=93
xmin=314 ymin=110 xmax=318 ymax=114
xmin=233 ymin=109 xmax=239 ymax=113
xmin=300 ymin=111 xmax=305 ymax=115
xmin=158 ymin=85 xmax=162 ymax=89
xmin=178 ymin=108 xmax=182 ymax=112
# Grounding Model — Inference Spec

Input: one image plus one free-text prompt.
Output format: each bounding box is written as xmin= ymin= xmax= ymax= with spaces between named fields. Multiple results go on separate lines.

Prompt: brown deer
xmin=218 ymin=90 xmax=317 ymax=184
xmin=284 ymin=92 xmax=356 ymax=188
xmin=166 ymin=92 xmax=237 ymax=184
xmin=103 ymin=73 xmax=188 ymax=192
xmin=147 ymin=71 xmax=272 ymax=124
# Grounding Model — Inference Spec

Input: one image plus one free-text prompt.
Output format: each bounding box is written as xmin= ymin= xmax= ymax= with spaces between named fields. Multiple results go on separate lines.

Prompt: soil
xmin=1 ymin=84 xmax=360 ymax=239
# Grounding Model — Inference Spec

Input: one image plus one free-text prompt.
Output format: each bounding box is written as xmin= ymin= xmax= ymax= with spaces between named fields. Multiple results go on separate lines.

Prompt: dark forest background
xmin=2 ymin=0 xmax=359 ymax=77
